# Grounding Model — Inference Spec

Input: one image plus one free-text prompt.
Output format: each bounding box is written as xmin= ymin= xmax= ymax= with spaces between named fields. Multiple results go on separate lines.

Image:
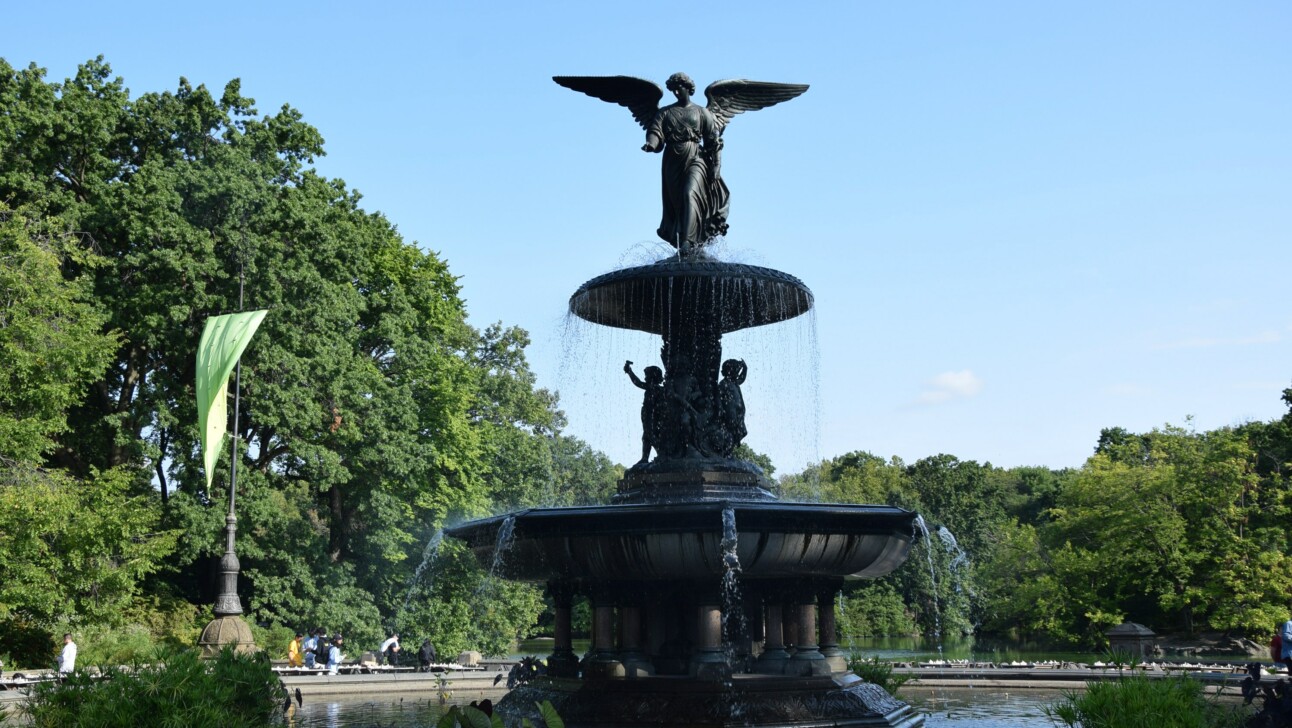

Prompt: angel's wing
xmin=704 ymin=79 xmax=809 ymax=132
xmin=552 ymin=76 xmax=664 ymax=130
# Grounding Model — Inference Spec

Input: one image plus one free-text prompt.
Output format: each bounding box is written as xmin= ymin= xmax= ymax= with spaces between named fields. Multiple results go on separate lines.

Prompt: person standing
xmin=58 ymin=633 xmax=77 ymax=675
xmin=287 ymin=632 xmax=304 ymax=667
xmin=379 ymin=632 xmax=400 ymax=666
xmin=302 ymin=631 xmax=318 ymax=668
xmin=417 ymin=639 xmax=437 ymax=672
xmin=326 ymin=635 xmax=344 ymax=675
xmin=1280 ymin=617 xmax=1292 ymax=672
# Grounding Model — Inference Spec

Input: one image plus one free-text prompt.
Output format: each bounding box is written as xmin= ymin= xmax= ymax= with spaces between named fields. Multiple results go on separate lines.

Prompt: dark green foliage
xmin=24 ymin=647 xmax=287 ymax=728
xmin=1045 ymin=673 xmax=1250 ymax=728
xmin=837 ymin=581 xmax=917 ymax=637
xmin=435 ymin=700 xmax=563 ymax=728
xmin=0 ymin=56 xmax=620 ymax=658
xmin=396 ymin=539 xmax=545 ymax=658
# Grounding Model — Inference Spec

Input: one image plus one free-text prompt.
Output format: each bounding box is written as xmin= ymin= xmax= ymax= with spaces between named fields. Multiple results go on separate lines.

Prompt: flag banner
xmin=196 ymin=310 xmax=268 ymax=491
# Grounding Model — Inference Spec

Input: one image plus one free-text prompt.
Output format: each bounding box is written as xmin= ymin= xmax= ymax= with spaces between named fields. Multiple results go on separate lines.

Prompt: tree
xmin=0 ymin=57 xmax=497 ymax=639
xmin=0 ymin=205 xmax=116 ymax=465
xmin=1044 ymin=424 xmax=1291 ymax=637
xmin=0 ymin=465 xmax=177 ymax=664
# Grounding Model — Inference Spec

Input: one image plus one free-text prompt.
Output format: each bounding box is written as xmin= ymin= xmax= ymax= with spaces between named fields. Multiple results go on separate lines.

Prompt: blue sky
xmin=8 ymin=1 xmax=1290 ymax=472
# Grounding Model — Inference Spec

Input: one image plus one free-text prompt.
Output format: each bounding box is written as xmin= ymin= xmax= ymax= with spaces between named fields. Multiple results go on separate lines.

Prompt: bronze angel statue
xmin=553 ymin=73 xmax=808 ymax=253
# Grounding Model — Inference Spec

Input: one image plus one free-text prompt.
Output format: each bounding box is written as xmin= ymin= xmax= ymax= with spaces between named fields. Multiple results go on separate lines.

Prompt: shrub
xmin=24 ymin=647 xmax=287 ymax=728
xmin=73 ymin=623 xmax=159 ymax=666
xmin=847 ymin=654 xmax=912 ymax=696
xmin=1045 ymin=673 xmax=1251 ymax=728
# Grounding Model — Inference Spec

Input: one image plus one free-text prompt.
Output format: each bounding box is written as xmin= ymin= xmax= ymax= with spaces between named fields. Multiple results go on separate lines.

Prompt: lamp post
xmin=197 ymin=249 xmax=257 ymax=657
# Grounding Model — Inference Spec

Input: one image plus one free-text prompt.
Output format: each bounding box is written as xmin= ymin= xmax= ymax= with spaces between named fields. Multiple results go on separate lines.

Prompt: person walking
xmin=57 ymin=633 xmax=77 ymax=675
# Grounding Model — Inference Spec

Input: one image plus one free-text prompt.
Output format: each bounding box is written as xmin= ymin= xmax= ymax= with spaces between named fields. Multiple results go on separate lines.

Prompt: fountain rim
xmin=444 ymin=500 xmax=918 ymax=541
xmin=567 ymin=257 xmax=815 ymax=334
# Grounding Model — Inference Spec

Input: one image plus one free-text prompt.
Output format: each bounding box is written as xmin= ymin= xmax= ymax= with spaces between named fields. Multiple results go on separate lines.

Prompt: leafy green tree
xmin=0 ymin=56 xmax=505 ymax=642
xmin=1044 ymin=424 xmax=1291 ymax=638
xmin=0 ymin=205 xmax=116 ymax=464
xmin=0 ymin=465 xmax=177 ymax=664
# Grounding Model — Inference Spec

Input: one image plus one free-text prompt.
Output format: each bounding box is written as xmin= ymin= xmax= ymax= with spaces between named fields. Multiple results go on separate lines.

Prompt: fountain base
xmin=498 ymin=673 xmax=922 ymax=727
xmin=617 ymin=459 xmax=776 ymax=503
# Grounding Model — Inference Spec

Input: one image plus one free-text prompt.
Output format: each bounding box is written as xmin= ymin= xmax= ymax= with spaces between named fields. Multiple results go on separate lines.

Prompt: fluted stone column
xmin=690 ymin=591 xmax=729 ymax=679
xmin=753 ymin=600 xmax=790 ymax=674
xmin=585 ymin=590 xmax=625 ymax=678
xmin=784 ymin=601 xmax=800 ymax=654
xmin=819 ymin=582 xmax=847 ymax=673
xmin=547 ymin=581 xmax=579 ymax=677
xmin=787 ymin=599 xmax=829 ymax=676
xmin=619 ymin=604 xmax=654 ymax=677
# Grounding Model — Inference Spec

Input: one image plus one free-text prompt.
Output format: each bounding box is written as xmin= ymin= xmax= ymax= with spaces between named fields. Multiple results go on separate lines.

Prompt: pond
xmin=286 ymin=687 xmax=1070 ymax=727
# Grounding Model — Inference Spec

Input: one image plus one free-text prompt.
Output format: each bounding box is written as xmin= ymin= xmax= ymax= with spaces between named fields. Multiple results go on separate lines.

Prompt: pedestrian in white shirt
xmin=58 ymin=633 xmax=77 ymax=675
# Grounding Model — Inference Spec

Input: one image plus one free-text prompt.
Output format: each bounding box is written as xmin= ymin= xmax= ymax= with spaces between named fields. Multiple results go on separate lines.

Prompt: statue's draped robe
xmin=649 ymin=103 xmax=730 ymax=247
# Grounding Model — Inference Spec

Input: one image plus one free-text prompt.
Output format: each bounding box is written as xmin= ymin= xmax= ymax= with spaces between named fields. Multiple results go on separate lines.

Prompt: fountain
xmin=445 ymin=72 xmax=923 ymax=727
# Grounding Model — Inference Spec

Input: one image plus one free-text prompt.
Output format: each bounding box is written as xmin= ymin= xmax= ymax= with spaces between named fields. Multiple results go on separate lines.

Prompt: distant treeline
xmin=781 ymin=404 xmax=1292 ymax=645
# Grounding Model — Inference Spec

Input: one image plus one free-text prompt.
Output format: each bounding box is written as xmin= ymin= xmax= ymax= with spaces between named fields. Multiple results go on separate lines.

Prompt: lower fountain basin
xmin=445 ymin=501 xmax=916 ymax=583
xmin=499 ymin=673 xmax=923 ymax=728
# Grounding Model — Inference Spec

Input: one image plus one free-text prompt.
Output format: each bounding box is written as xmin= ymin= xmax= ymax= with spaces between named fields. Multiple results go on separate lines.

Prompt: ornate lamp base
xmin=197 ymin=615 xmax=257 ymax=658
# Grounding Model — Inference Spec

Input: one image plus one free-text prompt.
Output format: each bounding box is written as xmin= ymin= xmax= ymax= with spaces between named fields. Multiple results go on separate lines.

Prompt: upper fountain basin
xmin=569 ymin=257 xmax=814 ymax=335
xmin=445 ymin=500 xmax=916 ymax=583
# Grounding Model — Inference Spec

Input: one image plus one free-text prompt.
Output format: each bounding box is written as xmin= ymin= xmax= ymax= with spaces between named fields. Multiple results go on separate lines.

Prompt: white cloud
xmin=915 ymin=370 xmax=984 ymax=405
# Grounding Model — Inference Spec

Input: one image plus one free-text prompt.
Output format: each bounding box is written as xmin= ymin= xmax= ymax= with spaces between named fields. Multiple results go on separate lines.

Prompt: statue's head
xmin=644 ymin=366 xmax=663 ymax=384
xmin=721 ymin=359 xmax=741 ymax=378
xmin=666 ymin=72 xmax=695 ymax=97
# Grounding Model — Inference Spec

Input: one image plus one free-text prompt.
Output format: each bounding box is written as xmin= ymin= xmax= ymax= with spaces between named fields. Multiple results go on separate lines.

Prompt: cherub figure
xmin=624 ymin=360 xmax=665 ymax=464
xmin=718 ymin=358 xmax=748 ymax=451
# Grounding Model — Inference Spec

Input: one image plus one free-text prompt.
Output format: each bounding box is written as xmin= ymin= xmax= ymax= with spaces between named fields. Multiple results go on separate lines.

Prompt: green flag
xmin=196 ymin=310 xmax=268 ymax=492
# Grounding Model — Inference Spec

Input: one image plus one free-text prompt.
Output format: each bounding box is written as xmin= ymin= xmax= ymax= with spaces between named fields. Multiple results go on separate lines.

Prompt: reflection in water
xmin=290 ymin=693 xmax=447 ymax=727
xmin=288 ymin=688 xmax=1065 ymax=727
xmin=910 ymin=687 xmax=1064 ymax=727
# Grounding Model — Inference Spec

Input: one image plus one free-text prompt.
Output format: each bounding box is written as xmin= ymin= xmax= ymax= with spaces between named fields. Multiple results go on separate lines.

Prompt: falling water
xmin=913 ymin=515 xmax=944 ymax=658
xmin=719 ymin=505 xmax=749 ymax=721
xmin=559 ymin=311 xmax=819 ymax=477
xmin=723 ymin=509 xmax=744 ymax=641
xmin=472 ymin=515 xmax=518 ymax=606
xmin=936 ymin=526 xmax=971 ymax=588
xmin=489 ymin=515 xmax=517 ymax=577
xmin=397 ymin=529 xmax=444 ymax=619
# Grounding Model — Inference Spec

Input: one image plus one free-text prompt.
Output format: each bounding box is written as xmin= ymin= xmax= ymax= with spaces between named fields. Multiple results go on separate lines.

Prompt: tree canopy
xmin=0 ymin=57 xmax=619 ymax=666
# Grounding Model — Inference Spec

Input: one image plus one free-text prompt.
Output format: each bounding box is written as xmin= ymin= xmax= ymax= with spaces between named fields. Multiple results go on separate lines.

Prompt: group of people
xmin=374 ymin=632 xmax=440 ymax=670
xmin=286 ymin=629 xmax=345 ymax=674
xmin=286 ymin=630 xmax=439 ymax=673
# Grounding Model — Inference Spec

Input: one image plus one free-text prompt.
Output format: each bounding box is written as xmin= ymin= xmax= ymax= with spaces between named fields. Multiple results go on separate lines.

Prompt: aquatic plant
xmin=436 ymin=698 xmax=563 ymax=728
xmin=847 ymin=654 xmax=912 ymax=697
xmin=1045 ymin=673 xmax=1250 ymax=728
